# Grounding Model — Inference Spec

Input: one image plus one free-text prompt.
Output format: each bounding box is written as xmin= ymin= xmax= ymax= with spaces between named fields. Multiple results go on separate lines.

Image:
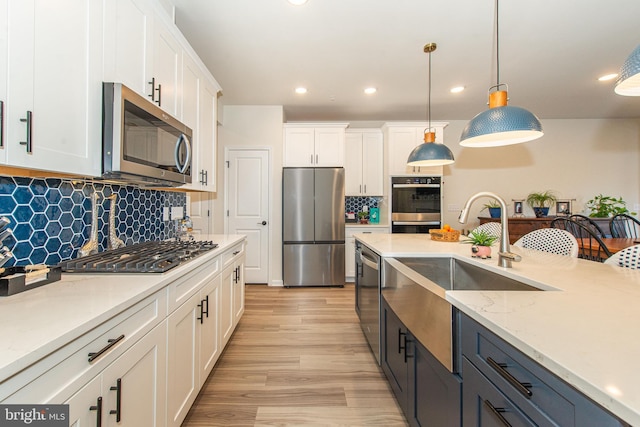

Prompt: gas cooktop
xmin=59 ymin=240 xmax=218 ymax=273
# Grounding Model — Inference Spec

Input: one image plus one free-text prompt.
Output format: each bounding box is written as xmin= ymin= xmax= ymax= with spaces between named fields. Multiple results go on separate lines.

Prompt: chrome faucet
xmin=458 ymin=191 xmax=521 ymax=268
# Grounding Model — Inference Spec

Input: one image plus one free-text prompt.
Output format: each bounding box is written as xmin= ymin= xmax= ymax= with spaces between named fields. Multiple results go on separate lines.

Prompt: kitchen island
xmin=355 ymin=232 xmax=640 ymax=426
xmin=0 ymin=234 xmax=245 ymax=427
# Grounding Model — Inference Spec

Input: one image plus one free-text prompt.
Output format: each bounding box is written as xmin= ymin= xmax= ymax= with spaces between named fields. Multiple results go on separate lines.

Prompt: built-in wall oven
xmin=391 ymin=176 xmax=442 ymax=233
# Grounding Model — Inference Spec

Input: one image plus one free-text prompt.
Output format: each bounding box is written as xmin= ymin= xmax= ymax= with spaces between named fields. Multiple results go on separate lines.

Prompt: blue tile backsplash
xmin=345 ymin=196 xmax=380 ymax=220
xmin=0 ymin=176 xmax=186 ymax=266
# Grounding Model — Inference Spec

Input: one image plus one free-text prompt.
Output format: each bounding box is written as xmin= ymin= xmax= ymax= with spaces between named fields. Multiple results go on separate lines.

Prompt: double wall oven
xmin=391 ymin=176 xmax=442 ymax=233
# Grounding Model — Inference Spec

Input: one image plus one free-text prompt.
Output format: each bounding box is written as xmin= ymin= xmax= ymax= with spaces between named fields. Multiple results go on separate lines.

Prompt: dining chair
xmin=551 ymin=218 xmax=613 ymax=262
xmin=568 ymin=214 xmax=606 ymax=237
xmin=513 ymin=228 xmax=579 ymax=257
xmin=604 ymin=244 xmax=640 ymax=270
xmin=610 ymin=214 xmax=640 ymax=238
xmin=469 ymin=222 xmax=502 ymax=240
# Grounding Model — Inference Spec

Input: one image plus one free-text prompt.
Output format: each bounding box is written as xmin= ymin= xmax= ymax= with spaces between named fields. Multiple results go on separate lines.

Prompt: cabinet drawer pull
xmin=109 ymin=378 xmax=122 ymax=422
xmin=398 ymin=329 xmax=406 ymax=354
xmin=484 ymin=399 xmax=512 ymax=427
xmin=404 ymin=337 xmax=413 ymax=363
xmin=89 ymin=396 xmax=103 ymax=427
xmin=156 ymin=84 xmax=162 ymax=107
xmin=88 ymin=334 xmax=125 ymax=363
xmin=233 ymin=250 xmax=240 ymax=255
xmin=486 ymin=357 xmax=533 ymax=398
xmin=19 ymin=111 xmax=32 ymax=153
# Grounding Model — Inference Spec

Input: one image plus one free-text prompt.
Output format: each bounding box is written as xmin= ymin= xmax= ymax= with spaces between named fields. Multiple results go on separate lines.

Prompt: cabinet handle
xmin=148 ymin=78 xmax=156 ymax=102
xmin=156 ymin=84 xmax=162 ymax=106
xmin=200 ymin=169 xmax=208 ymax=185
xmin=310 ymin=154 xmax=313 ymax=164
xmin=109 ymin=378 xmax=122 ymax=422
xmin=88 ymin=334 xmax=125 ymax=363
xmin=315 ymin=154 xmax=318 ymax=164
xmin=486 ymin=357 xmax=533 ymax=398
xmin=233 ymin=250 xmax=240 ymax=255
xmin=19 ymin=110 xmax=32 ymax=153
xmin=197 ymin=300 xmax=204 ymax=324
xmin=364 ymin=184 xmax=367 ymax=194
xmin=359 ymin=184 xmax=362 ymax=194
xmin=0 ymin=101 xmax=4 ymax=148
xmin=89 ymin=396 xmax=103 ymax=427
xmin=398 ymin=330 xmax=406 ymax=354
xmin=203 ymin=295 xmax=209 ymax=319
xmin=403 ymin=337 xmax=413 ymax=363
xmin=484 ymin=400 xmax=512 ymax=426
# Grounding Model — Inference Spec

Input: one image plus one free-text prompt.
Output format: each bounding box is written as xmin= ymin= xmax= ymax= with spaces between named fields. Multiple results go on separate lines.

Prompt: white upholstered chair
xmin=469 ymin=222 xmax=502 ymax=240
xmin=604 ymin=244 xmax=640 ymax=270
xmin=513 ymin=228 xmax=579 ymax=257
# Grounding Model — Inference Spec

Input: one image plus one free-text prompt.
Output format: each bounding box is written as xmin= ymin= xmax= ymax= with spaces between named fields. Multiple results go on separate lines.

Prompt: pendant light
xmin=614 ymin=44 xmax=640 ymax=96
xmin=407 ymin=43 xmax=455 ymax=167
xmin=459 ymin=0 xmax=543 ymax=147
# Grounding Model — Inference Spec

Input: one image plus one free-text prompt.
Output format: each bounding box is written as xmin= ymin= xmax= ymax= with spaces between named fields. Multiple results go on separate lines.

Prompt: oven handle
xmin=393 ymin=221 xmax=440 ymax=226
xmin=392 ymin=184 xmax=440 ymax=188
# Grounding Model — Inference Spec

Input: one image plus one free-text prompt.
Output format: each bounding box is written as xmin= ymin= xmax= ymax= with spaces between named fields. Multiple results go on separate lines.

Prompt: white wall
xmin=439 ymin=118 xmax=640 ymax=231
xmin=214 ymin=105 xmax=284 ymax=285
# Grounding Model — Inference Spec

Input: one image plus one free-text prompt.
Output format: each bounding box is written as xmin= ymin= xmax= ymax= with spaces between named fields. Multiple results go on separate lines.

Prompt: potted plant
xmin=526 ymin=190 xmax=557 ymax=218
xmin=358 ymin=211 xmax=369 ymax=224
xmin=481 ymin=201 xmax=501 ymax=218
xmin=585 ymin=194 xmax=634 ymax=218
xmin=462 ymin=229 xmax=498 ymax=258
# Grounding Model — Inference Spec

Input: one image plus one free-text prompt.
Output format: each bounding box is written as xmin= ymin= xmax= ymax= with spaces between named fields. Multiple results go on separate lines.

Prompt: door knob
xmin=258 ymin=221 xmax=267 ymax=225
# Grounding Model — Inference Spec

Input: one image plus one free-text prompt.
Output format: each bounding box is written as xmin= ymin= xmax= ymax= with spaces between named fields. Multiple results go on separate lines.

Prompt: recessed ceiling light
xmin=450 ymin=86 xmax=465 ymax=93
xmin=598 ymin=73 xmax=618 ymax=82
xmin=295 ymin=87 xmax=307 ymax=94
xmin=364 ymin=87 xmax=377 ymax=95
xmin=288 ymin=0 xmax=308 ymax=5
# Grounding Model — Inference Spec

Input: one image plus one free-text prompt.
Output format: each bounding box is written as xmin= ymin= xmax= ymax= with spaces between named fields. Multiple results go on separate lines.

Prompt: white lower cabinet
xmin=166 ymin=273 xmax=221 ymax=427
xmin=346 ymin=227 xmax=388 ymax=281
xmin=64 ymin=322 xmax=167 ymax=427
xmin=0 ymin=238 xmax=246 ymax=427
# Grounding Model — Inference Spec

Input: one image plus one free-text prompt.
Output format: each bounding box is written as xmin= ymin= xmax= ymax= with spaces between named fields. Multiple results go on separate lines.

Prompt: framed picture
xmin=556 ymin=200 xmax=571 ymax=216
xmin=514 ymin=201 xmax=523 ymax=215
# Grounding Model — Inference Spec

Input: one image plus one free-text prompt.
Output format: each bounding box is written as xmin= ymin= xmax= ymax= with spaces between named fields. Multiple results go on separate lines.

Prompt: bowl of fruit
xmin=428 ymin=224 xmax=461 ymax=242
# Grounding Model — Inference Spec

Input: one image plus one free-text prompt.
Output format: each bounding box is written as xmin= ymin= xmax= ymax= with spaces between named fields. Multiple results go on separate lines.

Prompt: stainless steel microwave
xmin=102 ymin=82 xmax=192 ymax=187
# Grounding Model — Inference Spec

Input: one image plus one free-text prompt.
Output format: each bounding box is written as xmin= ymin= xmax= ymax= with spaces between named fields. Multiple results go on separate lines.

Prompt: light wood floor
xmin=181 ymin=284 xmax=408 ymax=426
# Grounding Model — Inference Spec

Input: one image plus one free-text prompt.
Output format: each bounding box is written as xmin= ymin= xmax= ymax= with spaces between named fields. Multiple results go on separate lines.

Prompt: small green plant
xmin=462 ymin=229 xmax=498 ymax=246
xmin=585 ymin=194 xmax=635 ymax=218
xmin=526 ymin=190 xmax=557 ymax=208
xmin=481 ymin=201 xmax=501 ymax=210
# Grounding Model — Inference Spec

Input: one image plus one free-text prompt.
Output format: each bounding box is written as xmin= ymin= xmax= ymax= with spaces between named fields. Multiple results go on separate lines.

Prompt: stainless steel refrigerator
xmin=283 ymin=167 xmax=345 ymax=287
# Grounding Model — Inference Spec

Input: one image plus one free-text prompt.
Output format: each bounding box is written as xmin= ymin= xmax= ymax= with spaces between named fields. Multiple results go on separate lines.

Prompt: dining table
xmin=579 ymin=237 xmax=638 ymax=255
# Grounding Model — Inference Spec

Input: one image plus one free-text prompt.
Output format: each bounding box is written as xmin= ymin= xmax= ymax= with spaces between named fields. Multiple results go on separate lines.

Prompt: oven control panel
xmin=391 ymin=176 xmax=441 ymax=185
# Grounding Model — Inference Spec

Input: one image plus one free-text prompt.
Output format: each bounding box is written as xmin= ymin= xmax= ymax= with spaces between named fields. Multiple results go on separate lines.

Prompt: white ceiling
xmin=170 ymin=0 xmax=640 ymax=122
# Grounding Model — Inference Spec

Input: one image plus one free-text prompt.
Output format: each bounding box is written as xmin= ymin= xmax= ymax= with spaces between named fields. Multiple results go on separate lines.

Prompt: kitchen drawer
xmin=2 ymin=290 xmax=166 ymax=404
xmin=221 ymin=242 xmax=244 ymax=269
xmin=346 ymin=226 xmax=388 ymax=239
xmin=463 ymin=357 xmax=540 ymax=427
xmin=461 ymin=314 xmax=627 ymax=427
xmin=167 ymin=255 xmax=221 ymax=313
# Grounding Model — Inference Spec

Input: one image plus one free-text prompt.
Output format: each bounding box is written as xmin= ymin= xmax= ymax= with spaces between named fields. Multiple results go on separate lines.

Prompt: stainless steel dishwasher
xmin=355 ymin=241 xmax=381 ymax=364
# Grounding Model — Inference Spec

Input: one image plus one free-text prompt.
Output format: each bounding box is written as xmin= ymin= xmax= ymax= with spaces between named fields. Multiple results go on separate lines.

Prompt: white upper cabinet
xmin=345 ymin=129 xmax=383 ymax=196
xmin=104 ymin=0 xmax=182 ymax=117
xmin=283 ymin=123 xmax=348 ymax=167
xmin=0 ymin=0 xmax=7 ymax=164
xmin=383 ymin=122 xmax=449 ymax=176
xmin=4 ymin=0 xmax=103 ymax=176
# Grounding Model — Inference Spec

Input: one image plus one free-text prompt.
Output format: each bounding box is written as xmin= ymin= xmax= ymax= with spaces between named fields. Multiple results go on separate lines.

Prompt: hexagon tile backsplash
xmin=0 ymin=176 xmax=186 ymax=266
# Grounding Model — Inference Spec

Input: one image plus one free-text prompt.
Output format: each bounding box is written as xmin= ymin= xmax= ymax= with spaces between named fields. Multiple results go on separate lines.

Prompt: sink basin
xmin=397 ymin=257 xmax=542 ymax=292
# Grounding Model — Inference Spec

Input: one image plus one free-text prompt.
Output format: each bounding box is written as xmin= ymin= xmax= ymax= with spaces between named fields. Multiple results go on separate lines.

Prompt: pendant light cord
xmin=427 ymin=48 xmax=432 ymax=129
xmin=495 ymin=0 xmax=500 ymax=86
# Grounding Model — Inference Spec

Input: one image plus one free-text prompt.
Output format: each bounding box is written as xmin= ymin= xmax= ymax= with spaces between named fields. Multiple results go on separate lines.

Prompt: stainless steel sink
xmin=382 ymin=257 xmax=543 ymax=374
xmin=396 ymin=257 xmax=542 ymax=292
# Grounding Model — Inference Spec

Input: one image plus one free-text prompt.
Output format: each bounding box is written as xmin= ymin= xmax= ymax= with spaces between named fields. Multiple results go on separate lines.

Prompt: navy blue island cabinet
xmin=381 ymin=298 xmax=462 ymax=427
xmin=461 ymin=313 xmax=630 ymax=427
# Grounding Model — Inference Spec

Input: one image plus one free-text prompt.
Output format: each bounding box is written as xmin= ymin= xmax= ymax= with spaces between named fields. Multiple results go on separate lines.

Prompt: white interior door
xmin=226 ymin=149 xmax=269 ymax=283
xmin=187 ymin=192 xmax=212 ymax=235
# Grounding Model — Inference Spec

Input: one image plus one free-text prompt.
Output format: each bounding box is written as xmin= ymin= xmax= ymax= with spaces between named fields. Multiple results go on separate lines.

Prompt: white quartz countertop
xmin=355 ymin=233 xmax=640 ymax=426
xmin=0 ymin=234 xmax=245 ymax=383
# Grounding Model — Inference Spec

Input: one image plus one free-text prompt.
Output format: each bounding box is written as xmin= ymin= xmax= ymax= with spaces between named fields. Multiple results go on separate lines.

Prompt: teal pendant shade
xmin=460 ymin=105 xmax=544 ymax=147
xmin=615 ymin=44 xmax=640 ymax=96
xmin=407 ymin=140 xmax=455 ymax=166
